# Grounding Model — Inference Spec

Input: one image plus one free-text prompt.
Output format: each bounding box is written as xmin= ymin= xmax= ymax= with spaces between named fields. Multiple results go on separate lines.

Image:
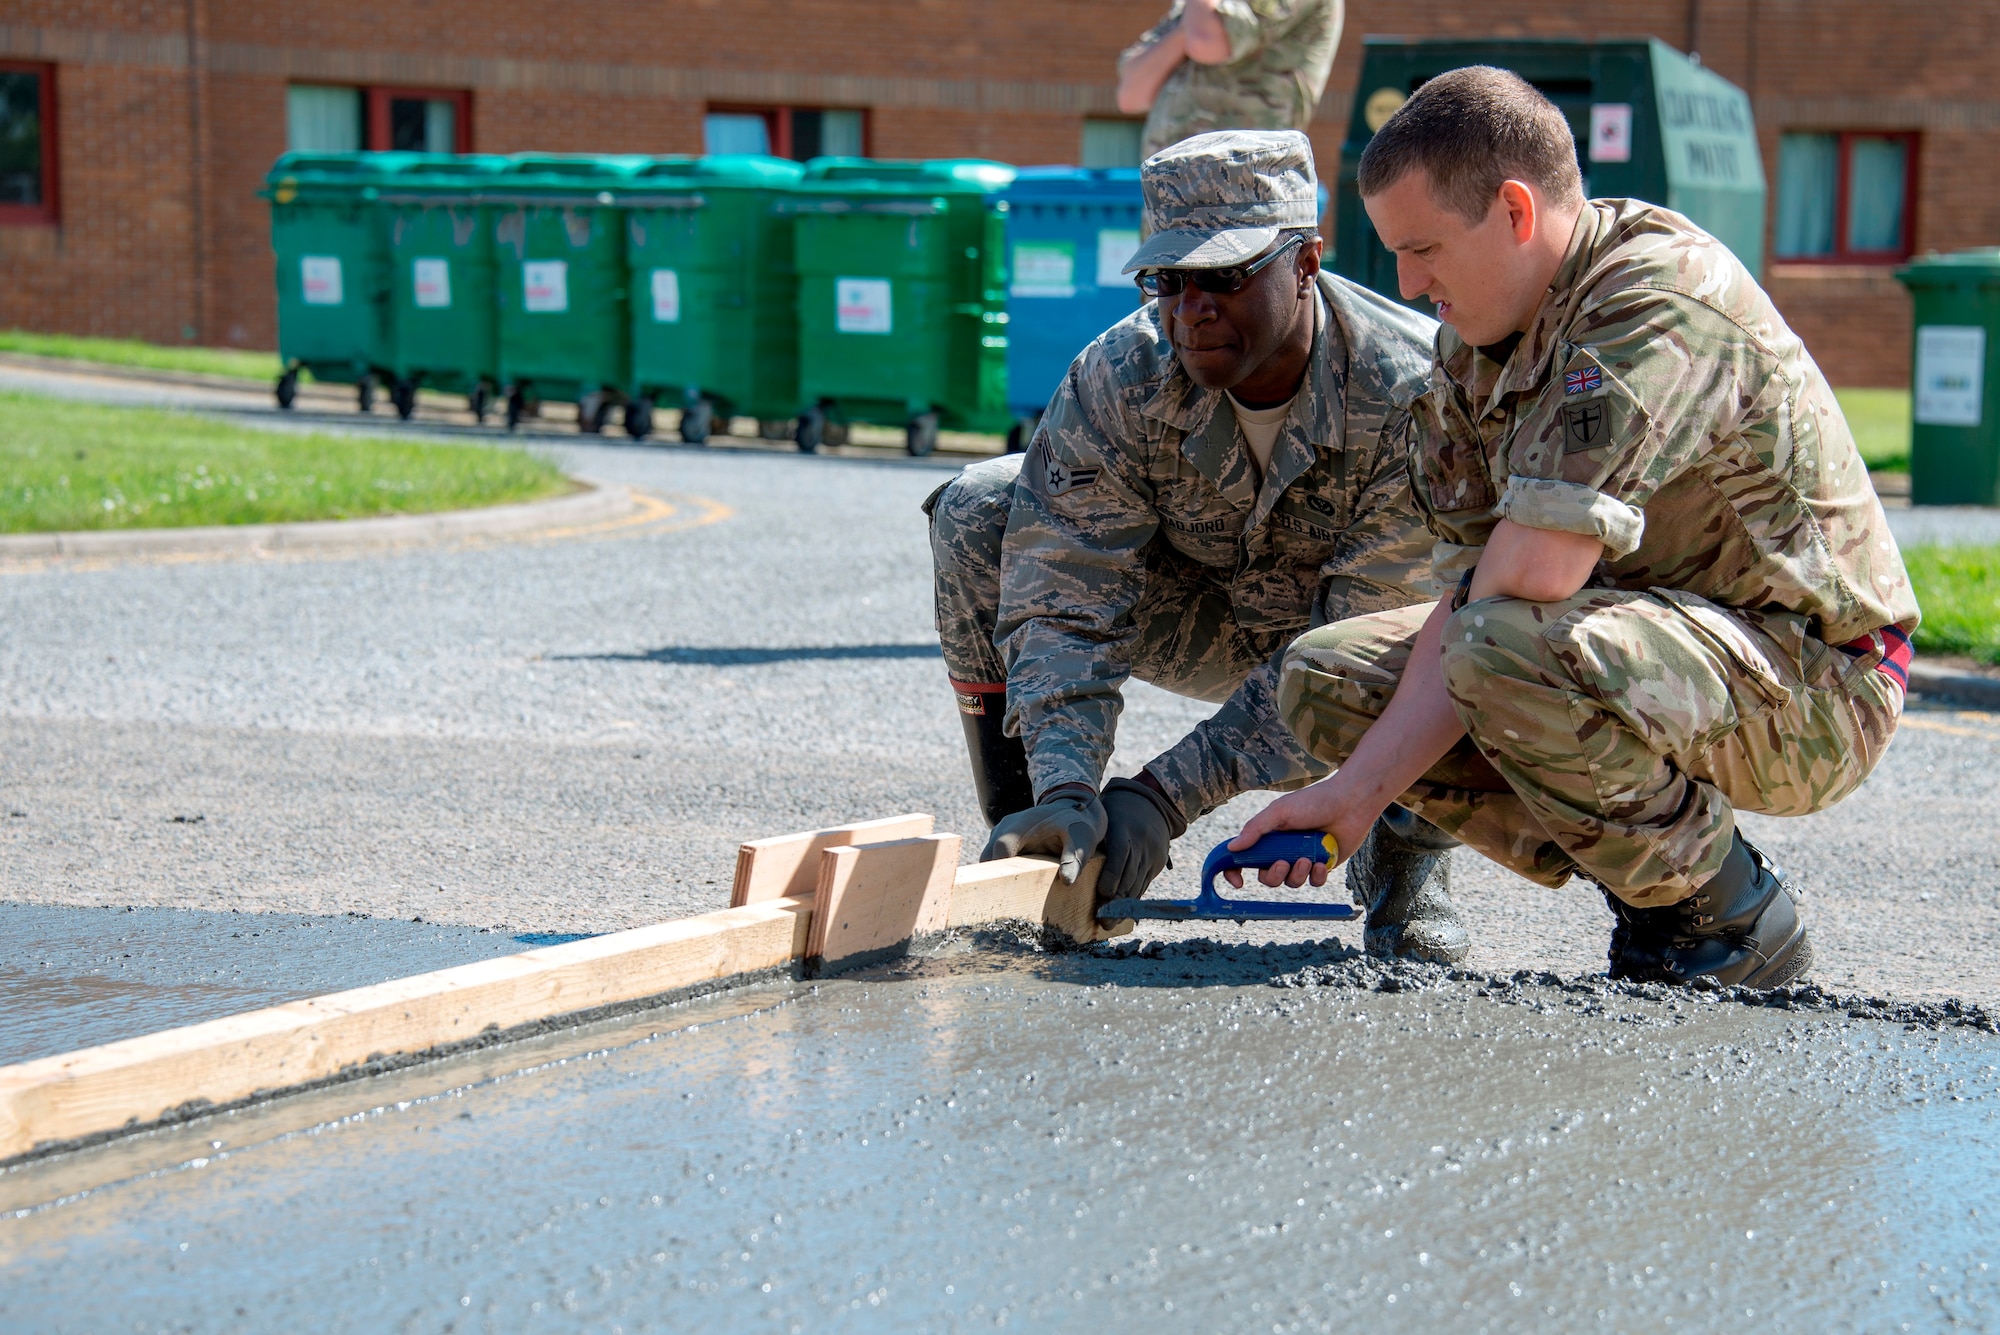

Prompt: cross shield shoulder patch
xmin=1562 ymin=399 xmax=1611 ymax=451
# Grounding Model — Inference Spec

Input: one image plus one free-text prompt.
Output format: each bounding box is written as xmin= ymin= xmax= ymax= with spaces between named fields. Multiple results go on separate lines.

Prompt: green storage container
xmin=1897 ymin=249 xmax=2000 ymax=507
xmin=264 ymin=151 xmax=428 ymax=412
xmin=380 ymin=153 xmax=511 ymax=421
xmin=1334 ymin=38 xmax=1766 ymax=302
xmin=624 ymin=155 xmax=806 ymax=443
xmin=788 ymin=157 xmax=1016 ymax=455
xmin=491 ymin=154 xmax=651 ymax=432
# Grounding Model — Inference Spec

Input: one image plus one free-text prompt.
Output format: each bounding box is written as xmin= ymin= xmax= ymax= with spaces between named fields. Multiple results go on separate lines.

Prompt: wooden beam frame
xmin=0 ymin=824 xmax=1129 ymax=1164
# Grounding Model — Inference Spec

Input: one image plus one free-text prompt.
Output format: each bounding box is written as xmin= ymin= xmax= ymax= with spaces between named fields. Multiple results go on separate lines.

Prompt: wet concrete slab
xmin=0 ymin=902 xmax=581 ymax=1066
xmin=2 ymin=941 xmax=1996 ymax=1332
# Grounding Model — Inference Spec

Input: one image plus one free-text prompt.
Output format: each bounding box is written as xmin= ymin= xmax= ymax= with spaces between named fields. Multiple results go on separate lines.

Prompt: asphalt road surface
xmin=3 ymin=364 xmax=1998 ymax=1330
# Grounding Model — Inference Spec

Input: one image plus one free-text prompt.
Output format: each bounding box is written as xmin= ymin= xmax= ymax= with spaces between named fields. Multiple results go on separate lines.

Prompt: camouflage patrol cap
xmin=1124 ymin=129 xmax=1320 ymax=273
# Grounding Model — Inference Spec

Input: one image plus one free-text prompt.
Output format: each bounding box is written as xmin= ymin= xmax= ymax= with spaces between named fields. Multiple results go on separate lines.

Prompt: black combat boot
xmin=1345 ymin=807 xmax=1470 ymax=964
xmin=954 ymin=684 xmax=1035 ymax=827
xmin=1602 ymin=888 xmax=1678 ymax=982
xmin=1659 ymin=830 xmax=1813 ymax=988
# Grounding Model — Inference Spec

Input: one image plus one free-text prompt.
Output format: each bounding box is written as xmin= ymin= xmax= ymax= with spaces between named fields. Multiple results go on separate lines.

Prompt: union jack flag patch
xmin=1565 ymin=366 xmax=1602 ymax=396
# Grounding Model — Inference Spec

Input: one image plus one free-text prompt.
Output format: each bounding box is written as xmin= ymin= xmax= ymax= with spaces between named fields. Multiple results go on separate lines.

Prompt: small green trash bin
xmin=1897 ymin=249 xmax=2000 ymax=508
xmin=491 ymin=154 xmax=650 ymax=433
xmin=624 ymin=154 xmax=806 ymax=443
xmin=265 ymin=151 xmax=425 ymax=412
xmin=381 ymin=153 xmax=510 ymax=422
xmin=789 ymin=158 xmax=1016 ymax=455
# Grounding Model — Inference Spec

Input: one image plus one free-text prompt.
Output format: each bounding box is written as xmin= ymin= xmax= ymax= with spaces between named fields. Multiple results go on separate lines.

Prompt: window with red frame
xmin=0 ymin=61 xmax=57 ymax=225
xmin=1774 ymin=131 xmax=1918 ymax=262
xmin=286 ymin=84 xmax=471 ymax=154
xmin=703 ymin=106 xmax=867 ymax=161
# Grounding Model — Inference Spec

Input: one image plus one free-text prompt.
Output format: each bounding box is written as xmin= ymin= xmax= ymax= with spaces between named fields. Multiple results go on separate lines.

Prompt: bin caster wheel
xmin=906 ymin=411 xmax=940 ymax=458
xmin=392 ymin=378 xmax=417 ymax=421
xmin=680 ymin=396 xmax=714 ymax=444
xmin=757 ymin=418 xmax=792 ymax=440
xmin=275 ymin=369 xmax=298 ymax=411
xmin=357 ymin=376 xmax=375 ymax=414
xmin=795 ymin=406 xmax=825 ymax=454
xmin=577 ymin=393 xmax=609 ymax=434
xmin=625 ymin=396 xmax=655 ymax=439
xmin=1005 ymin=409 xmax=1041 ymax=454
xmin=823 ymin=419 xmax=849 ymax=447
xmin=505 ymin=386 xmax=525 ymax=432
xmin=469 ymin=384 xmax=491 ymax=423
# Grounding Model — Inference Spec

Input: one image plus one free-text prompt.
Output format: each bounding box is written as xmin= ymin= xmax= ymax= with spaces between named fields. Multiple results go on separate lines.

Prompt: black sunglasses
xmin=1133 ymin=234 xmax=1306 ymax=298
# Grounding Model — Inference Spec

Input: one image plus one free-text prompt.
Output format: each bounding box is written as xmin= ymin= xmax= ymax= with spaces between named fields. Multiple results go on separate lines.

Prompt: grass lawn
xmin=0 ymin=329 xmax=282 ymax=382
xmin=1836 ymin=387 xmax=1910 ymax=473
xmin=1906 ymin=545 xmax=2000 ymax=667
xmin=0 ymin=391 xmax=568 ymax=533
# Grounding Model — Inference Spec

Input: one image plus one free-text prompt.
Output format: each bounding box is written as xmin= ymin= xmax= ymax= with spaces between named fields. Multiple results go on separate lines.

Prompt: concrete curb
xmin=0 ymin=349 xmax=282 ymax=395
xmin=1909 ymin=662 xmax=2000 ymax=710
xmin=0 ymin=477 xmax=634 ymax=560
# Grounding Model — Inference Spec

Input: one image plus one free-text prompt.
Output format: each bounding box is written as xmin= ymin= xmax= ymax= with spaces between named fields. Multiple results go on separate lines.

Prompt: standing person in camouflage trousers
xmin=928 ymin=130 xmax=1472 ymax=963
xmin=1116 ymin=0 xmax=1342 ymax=158
xmin=1228 ymin=68 xmax=1919 ymax=989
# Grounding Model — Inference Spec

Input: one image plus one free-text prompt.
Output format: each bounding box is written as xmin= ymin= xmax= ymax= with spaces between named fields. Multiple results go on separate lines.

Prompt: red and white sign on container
xmin=301 ymin=256 xmax=343 ymax=306
xmin=1589 ymin=104 xmax=1633 ymax=163
xmin=523 ymin=261 xmax=569 ymax=314
xmin=413 ymin=258 xmax=451 ymax=309
xmin=650 ymin=268 xmax=681 ymax=324
xmin=836 ymin=277 xmax=893 ymax=334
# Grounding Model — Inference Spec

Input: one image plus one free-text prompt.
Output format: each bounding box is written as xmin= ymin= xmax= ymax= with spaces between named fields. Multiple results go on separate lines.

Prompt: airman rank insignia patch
xmin=1045 ymin=457 xmax=1100 ymax=496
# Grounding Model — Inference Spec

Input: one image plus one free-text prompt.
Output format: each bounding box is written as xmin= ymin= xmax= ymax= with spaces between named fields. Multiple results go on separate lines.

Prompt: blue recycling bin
xmin=1001 ymin=167 xmax=1145 ymax=449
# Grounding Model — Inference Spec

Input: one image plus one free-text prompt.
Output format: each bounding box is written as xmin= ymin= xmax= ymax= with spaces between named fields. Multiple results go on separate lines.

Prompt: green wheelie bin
xmin=623 ymin=154 xmax=805 ymax=443
xmin=788 ymin=158 xmax=1016 ymax=455
xmin=380 ymin=153 xmax=510 ymax=421
xmin=1897 ymin=249 xmax=2000 ymax=507
xmin=490 ymin=154 xmax=650 ymax=432
xmin=1334 ymin=37 xmax=1766 ymax=301
xmin=265 ymin=151 xmax=426 ymax=413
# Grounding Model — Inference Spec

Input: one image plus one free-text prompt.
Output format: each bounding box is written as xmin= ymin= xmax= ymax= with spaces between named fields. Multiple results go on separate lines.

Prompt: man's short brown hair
xmin=1357 ymin=66 xmax=1584 ymax=223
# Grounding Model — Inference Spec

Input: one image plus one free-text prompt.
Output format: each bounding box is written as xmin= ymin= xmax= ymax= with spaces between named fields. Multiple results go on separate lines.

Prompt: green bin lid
xmin=799 ymin=157 xmax=1016 ymax=193
xmin=633 ymin=155 xmax=804 ymax=188
xmin=1897 ymin=248 xmax=2000 ymax=287
xmin=262 ymin=151 xmax=433 ymax=202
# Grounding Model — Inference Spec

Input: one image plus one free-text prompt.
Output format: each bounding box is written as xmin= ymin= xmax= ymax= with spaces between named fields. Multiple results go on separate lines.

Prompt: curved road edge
xmin=0 ymin=475 xmax=642 ymax=561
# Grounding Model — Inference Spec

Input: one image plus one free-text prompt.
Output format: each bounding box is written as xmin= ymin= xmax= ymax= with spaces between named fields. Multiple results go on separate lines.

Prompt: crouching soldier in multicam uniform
xmin=926 ymin=130 xmax=1473 ymax=962
xmin=1230 ymin=69 xmax=1919 ymax=987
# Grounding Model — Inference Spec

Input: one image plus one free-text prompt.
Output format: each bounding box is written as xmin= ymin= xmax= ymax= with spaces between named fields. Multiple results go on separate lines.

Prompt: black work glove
xmin=1098 ymin=774 xmax=1189 ymax=904
xmin=982 ymin=784 xmax=1108 ymax=884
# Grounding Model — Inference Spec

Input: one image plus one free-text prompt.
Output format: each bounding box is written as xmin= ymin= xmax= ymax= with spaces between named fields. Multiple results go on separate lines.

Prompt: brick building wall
xmin=4 ymin=0 xmax=1998 ymax=382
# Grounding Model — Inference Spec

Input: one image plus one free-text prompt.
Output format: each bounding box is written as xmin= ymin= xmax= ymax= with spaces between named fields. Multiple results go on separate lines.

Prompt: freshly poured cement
xmin=3 ymin=943 xmax=1995 ymax=1332
xmin=0 ymin=903 xmax=571 ymax=1066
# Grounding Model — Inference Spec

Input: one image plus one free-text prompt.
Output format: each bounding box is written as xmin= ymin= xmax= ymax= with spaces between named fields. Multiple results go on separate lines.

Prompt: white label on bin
xmin=413 ymin=258 xmax=451 ymax=309
xmin=836 ymin=277 xmax=892 ymax=334
xmin=1915 ymin=325 xmax=1985 ymax=427
xmin=301 ymin=255 xmax=343 ymax=306
xmin=1011 ymin=241 xmax=1075 ymax=299
xmin=1096 ymin=228 xmax=1140 ymax=288
xmin=524 ymin=260 xmax=569 ymax=313
xmin=1589 ymin=104 xmax=1633 ymax=163
xmin=651 ymin=268 xmax=681 ymax=323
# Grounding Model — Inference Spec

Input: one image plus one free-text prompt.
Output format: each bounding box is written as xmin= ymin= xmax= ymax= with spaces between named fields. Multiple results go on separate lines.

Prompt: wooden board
xmin=730 ymin=813 xmax=936 ymax=906
xmin=946 ymin=855 xmax=1130 ymax=944
xmin=807 ymin=834 xmax=962 ymax=970
xmin=0 ymin=897 xmax=813 ymax=1163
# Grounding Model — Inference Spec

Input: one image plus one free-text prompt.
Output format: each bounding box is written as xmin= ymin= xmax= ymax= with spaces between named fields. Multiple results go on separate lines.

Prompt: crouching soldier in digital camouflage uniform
xmin=926 ymin=129 xmax=1472 ymax=962
xmin=1229 ymin=69 xmax=1919 ymax=988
